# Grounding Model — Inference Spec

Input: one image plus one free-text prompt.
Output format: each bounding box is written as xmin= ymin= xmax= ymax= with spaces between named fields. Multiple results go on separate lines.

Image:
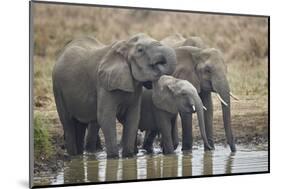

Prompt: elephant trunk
xmin=213 ymin=77 xmax=236 ymax=152
xmin=194 ymin=94 xmax=213 ymax=150
xmin=152 ymin=45 xmax=177 ymax=76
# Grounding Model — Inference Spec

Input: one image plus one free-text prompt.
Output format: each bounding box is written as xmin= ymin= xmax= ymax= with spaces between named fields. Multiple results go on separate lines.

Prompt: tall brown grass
xmin=32 ymin=3 xmax=268 ymax=138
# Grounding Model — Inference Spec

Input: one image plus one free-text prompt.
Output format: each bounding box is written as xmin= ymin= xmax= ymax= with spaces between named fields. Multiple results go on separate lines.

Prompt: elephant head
xmin=174 ymin=46 xmax=236 ymax=152
xmin=152 ymin=75 xmax=213 ymax=150
xmin=98 ymin=34 xmax=177 ymax=92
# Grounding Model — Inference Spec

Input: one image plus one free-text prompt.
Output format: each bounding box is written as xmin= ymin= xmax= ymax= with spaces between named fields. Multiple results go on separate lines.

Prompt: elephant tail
xmin=52 ymin=79 xmax=69 ymax=131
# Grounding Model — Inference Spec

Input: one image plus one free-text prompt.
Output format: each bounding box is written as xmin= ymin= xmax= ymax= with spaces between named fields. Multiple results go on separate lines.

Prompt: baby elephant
xmin=139 ymin=75 xmax=212 ymax=154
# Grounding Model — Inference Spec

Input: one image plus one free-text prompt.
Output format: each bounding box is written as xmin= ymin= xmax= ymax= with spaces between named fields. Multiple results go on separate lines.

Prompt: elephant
xmin=161 ymin=33 xmax=206 ymax=49
xmin=138 ymin=75 xmax=212 ymax=154
xmin=161 ymin=34 xmax=237 ymax=152
xmin=52 ymin=33 xmax=177 ymax=158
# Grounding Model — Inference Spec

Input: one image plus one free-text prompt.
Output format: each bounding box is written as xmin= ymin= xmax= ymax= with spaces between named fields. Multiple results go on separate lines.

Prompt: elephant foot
xmin=182 ymin=140 xmax=193 ymax=152
xmin=143 ymin=141 xmax=154 ymax=154
xmin=204 ymin=145 xmax=215 ymax=151
xmin=204 ymin=141 xmax=215 ymax=151
xmin=85 ymin=145 xmax=101 ymax=153
xmin=162 ymin=145 xmax=175 ymax=154
xmin=143 ymin=147 xmax=153 ymax=154
xmin=85 ymin=142 xmax=103 ymax=153
xmin=163 ymin=149 xmax=175 ymax=155
xmin=173 ymin=142 xmax=179 ymax=150
xmin=229 ymin=144 xmax=236 ymax=152
xmin=182 ymin=149 xmax=192 ymax=155
xmin=134 ymin=146 xmax=139 ymax=155
xmin=182 ymin=145 xmax=192 ymax=152
xmin=122 ymin=149 xmax=136 ymax=158
xmin=106 ymin=151 xmax=119 ymax=159
xmin=85 ymin=135 xmax=103 ymax=153
xmin=66 ymin=149 xmax=83 ymax=156
xmin=65 ymin=142 xmax=79 ymax=156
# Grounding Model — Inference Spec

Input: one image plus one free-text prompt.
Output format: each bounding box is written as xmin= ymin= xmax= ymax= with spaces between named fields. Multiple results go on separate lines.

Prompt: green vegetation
xmin=34 ymin=112 xmax=54 ymax=161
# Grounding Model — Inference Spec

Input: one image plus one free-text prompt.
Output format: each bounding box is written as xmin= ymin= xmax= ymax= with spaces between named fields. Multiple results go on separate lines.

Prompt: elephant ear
xmin=174 ymin=47 xmax=201 ymax=93
xmin=152 ymin=76 xmax=178 ymax=114
xmin=98 ymin=41 xmax=134 ymax=92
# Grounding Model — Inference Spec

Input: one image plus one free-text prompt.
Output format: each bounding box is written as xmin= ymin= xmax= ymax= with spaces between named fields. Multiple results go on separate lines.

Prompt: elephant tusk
xmin=192 ymin=105 xmax=196 ymax=112
xmin=230 ymin=92 xmax=239 ymax=101
xmin=216 ymin=93 xmax=228 ymax=106
xmin=203 ymin=106 xmax=207 ymax=111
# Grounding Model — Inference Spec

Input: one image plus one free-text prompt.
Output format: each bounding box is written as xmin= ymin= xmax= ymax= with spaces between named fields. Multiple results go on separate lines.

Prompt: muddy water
xmin=33 ymin=145 xmax=268 ymax=186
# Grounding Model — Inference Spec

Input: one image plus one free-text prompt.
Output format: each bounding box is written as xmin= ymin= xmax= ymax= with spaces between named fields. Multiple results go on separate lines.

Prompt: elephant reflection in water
xmin=203 ymin=151 xmax=213 ymax=175
xmin=201 ymin=151 xmax=234 ymax=176
xmin=105 ymin=159 xmax=119 ymax=181
xmin=85 ymin=157 xmax=100 ymax=182
xmin=62 ymin=152 xmax=234 ymax=183
xmin=225 ymin=153 xmax=234 ymax=174
xmin=182 ymin=153 xmax=192 ymax=177
xmin=146 ymin=156 xmax=161 ymax=179
xmin=63 ymin=156 xmax=88 ymax=184
xmin=89 ymin=158 xmax=137 ymax=182
xmin=162 ymin=155 xmax=178 ymax=178
xmin=122 ymin=158 xmax=138 ymax=180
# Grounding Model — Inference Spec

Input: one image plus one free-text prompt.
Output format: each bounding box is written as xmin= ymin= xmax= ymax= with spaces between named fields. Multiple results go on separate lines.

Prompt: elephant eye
xmin=205 ymin=66 xmax=212 ymax=73
xmin=136 ymin=45 xmax=144 ymax=54
xmin=137 ymin=47 xmax=143 ymax=53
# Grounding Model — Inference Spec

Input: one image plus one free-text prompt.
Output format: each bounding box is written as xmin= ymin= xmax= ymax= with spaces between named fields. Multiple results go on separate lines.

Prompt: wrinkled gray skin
xmin=138 ymin=75 xmax=212 ymax=154
xmin=161 ymin=34 xmax=236 ymax=152
xmin=53 ymin=34 xmax=177 ymax=158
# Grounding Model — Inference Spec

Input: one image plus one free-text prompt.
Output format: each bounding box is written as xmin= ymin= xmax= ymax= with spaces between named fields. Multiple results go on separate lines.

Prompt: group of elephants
xmin=52 ymin=33 xmax=238 ymax=158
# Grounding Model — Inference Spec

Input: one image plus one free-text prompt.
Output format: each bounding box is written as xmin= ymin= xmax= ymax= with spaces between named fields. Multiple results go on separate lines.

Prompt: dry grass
xmin=32 ymin=3 xmax=268 ymax=150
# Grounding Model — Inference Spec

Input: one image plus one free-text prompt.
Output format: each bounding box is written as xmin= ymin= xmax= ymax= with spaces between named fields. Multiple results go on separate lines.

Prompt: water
xmin=33 ymin=145 xmax=268 ymax=186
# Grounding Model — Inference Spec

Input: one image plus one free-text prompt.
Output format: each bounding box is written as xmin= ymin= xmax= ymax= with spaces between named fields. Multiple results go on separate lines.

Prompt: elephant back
xmin=56 ymin=36 xmax=104 ymax=59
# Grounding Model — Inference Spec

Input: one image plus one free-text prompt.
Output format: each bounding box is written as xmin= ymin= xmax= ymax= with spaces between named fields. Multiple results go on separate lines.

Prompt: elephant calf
xmin=138 ymin=75 xmax=213 ymax=154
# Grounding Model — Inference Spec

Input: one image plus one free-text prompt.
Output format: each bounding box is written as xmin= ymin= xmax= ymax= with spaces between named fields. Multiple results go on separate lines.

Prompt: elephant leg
xmin=143 ymin=130 xmax=157 ymax=153
xmin=99 ymin=119 xmax=118 ymax=158
xmin=122 ymin=126 xmax=138 ymax=157
xmin=97 ymin=93 xmax=119 ymax=158
xmin=53 ymin=89 xmax=79 ymax=155
xmin=62 ymin=118 xmax=79 ymax=156
xmin=200 ymin=92 xmax=215 ymax=150
xmin=96 ymin=133 xmax=102 ymax=150
xmin=85 ymin=121 xmax=102 ymax=153
xmin=134 ymin=135 xmax=138 ymax=154
xmin=128 ymin=131 xmax=139 ymax=154
xmin=122 ymin=98 xmax=141 ymax=157
xmin=156 ymin=112 xmax=174 ymax=154
xmin=73 ymin=119 xmax=87 ymax=155
xmin=171 ymin=116 xmax=179 ymax=150
xmin=180 ymin=112 xmax=193 ymax=151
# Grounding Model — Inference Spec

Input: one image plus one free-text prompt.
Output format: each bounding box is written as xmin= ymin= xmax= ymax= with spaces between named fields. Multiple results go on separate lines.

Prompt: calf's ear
xmin=152 ymin=79 xmax=178 ymax=114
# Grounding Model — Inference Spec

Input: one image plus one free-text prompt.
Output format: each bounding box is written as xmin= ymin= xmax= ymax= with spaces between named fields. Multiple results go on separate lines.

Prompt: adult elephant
xmin=139 ymin=75 xmax=212 ymax=154
xmin=52 ymin=34 xmax=177 ymax=158
xmin=161 ymin=34 xmax=237 ymax=152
